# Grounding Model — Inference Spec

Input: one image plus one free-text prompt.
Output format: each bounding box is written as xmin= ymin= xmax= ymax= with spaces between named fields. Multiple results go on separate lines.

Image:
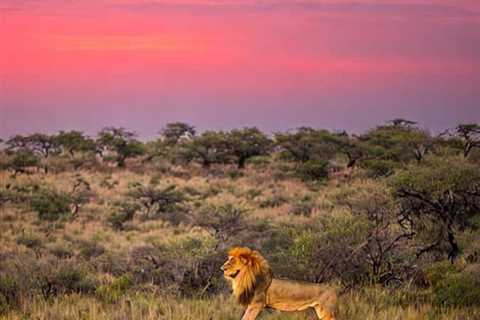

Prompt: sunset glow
xmin=1 ymin=0 xmax=479 ymax=137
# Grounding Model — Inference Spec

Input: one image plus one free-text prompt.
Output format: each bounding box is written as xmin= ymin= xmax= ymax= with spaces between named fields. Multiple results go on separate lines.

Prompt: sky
xmin=1 ymin=0 xmax=479 ymax=139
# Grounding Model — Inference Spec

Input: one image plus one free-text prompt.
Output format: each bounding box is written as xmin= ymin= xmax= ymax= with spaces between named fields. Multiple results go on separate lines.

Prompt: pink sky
xmin=1 ymin=0 xmax=479 ymax=138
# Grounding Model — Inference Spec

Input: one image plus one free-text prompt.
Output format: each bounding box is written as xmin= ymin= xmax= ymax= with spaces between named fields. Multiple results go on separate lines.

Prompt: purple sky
xmin=1 ymin=0 xmax=479 ymax=139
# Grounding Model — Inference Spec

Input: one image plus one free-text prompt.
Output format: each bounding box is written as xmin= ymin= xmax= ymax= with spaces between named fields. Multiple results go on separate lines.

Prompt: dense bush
xmin=296 ymin=159 xmax=329 ymax=181
xmin=30 ymin=188 xmax=73 ymax=221
xmin=54 ymin=265 xmax=97 ymax=294
xmin=361 ymin=159 xmax=396 ymax=178
xmin=428 ymin=262 xmax=480 ymax=307
xmin=96 ymin=275 xmax=133 ymax=303
xmin=0 ymin=274 xmax=19 ymax=315
xmin=108 ymin=200 xmax=140 ymax=230
xmin=6 ymin=149 xmax=40 ymax=175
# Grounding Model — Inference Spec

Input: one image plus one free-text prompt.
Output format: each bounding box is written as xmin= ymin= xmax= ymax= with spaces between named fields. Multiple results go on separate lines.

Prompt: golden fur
xmin=222 ymin=247 xmax=338 ymax=320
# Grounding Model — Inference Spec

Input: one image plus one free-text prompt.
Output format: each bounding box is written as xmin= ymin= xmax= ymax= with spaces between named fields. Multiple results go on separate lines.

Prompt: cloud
xmin=3 ymin=0 xmax=479 ymax=19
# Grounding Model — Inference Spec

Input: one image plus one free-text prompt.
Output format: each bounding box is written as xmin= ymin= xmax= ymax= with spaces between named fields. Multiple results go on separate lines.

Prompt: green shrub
xmin=297 ymin=159 xmax=329 ymax=181
xmin=7 ymin=150 xmax=40 ymax=175
xmin=428 ymin=262 xmax=480 ymax=308
xmin=0 ymin=274 xmax=19 ymax=315
xmin=30 ymin=188 xmax=72 ymax=221
xmin=79 ymin=240 xmax=105 ymax=259
xmin=433 ymin=272 xmax=480 ymax=307
xmin=362 ymin=159 xmax=396 ymax=178
xmin=96 ymin=275 xmax=132 ymax=303
xmin=108 ymin=201 xmax=140 ymax=230
xmin=54 ymin=265 xmax=97 ymax=294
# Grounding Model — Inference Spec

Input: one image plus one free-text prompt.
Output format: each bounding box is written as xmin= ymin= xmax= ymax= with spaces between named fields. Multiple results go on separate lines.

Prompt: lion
xmin=222 ymin=247 xmax=338 ymax=320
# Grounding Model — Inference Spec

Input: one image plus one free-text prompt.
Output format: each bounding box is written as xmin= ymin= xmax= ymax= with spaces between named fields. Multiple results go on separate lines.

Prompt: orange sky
xmin=1 ymin=0 xmax=479 ymax=137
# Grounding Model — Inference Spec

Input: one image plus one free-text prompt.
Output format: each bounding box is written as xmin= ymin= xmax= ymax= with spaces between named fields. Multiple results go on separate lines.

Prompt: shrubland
xmin=0 ymin=120 xmax=479 ymax=319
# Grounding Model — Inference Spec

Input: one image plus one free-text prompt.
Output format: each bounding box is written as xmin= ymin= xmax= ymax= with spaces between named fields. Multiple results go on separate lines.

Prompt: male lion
xmin=222 ymin=247 xmax=338 ymax=320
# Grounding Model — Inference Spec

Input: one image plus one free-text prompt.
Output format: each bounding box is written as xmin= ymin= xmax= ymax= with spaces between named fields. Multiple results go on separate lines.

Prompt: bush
xmin=362 ymin=159 xmax=395 ymax=178
xmin=6 ymin=150 xmax=40 ymax=175
xmin=127 ymin=245 xmax=181 ymax=289
xmin=296 ymin=159 xmax=329 ymax=181
xmin=54 ymin=265 xmax=97 ymax=294
xmin=428 ymin=262 xmax=480 ymax=308
xmin=48 ymin=243 xmax=73 ymax=259
xmin=0 ymin=274 xmax=19 ymax=315
xmin=30 ymin=188 xmax=72 ymax=221
xmin=126 ymin=184 xmax=186 ymax=224
xmin=433 ymin=272 xmax=480 ymax=307
xmin=16 ymin=233 xmax=43 ymax=249
xmin=290 ymin=196 xmax=315 ymax=216
xmin=96 ymin=275 xmax=132 ymax=303
xmin=108 ymin=201 xmax=140 ymax=230
xmin=79 ymin=240 xmax=105 ymax=259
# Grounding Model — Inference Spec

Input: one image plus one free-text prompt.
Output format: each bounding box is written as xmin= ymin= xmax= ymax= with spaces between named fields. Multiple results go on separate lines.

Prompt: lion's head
xmin=222 ymin=247 xmax=272 ymax=306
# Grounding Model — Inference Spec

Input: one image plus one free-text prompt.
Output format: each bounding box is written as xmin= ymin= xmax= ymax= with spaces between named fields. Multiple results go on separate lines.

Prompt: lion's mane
xmin=228 ymin=247 xmax=273 ymax=306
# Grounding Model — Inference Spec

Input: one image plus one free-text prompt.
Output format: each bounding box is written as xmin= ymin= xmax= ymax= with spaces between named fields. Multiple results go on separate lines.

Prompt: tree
xmin=5 ymin=134 xmax=60 ymax=173
xmin=180 ymin=131 xmax=230 ymax=168
xmin=274 ymin=127 xmax=337 ymax=163
xmin=226 ymin=127 xmax=272 ymax=169
xmin=160 ymin=122 xmax=196 ymax=145
xmin=321 ymin=131 xmax=363 ymax=168
xmin=453 ymin=123 xmax=480 ymax=158
xmin=388 ymin=118 xmax=417 ymax=127
xmin=6 ymin=134 xmax=59 ymax=159
xmin=360 ymin=120 xmax=433 ymax=163
xmin=6 ymin=149 xmax=40 ymax=176
xmin=194 ymin=203 xmax=248 ymax=249
xmin=333 ymin=180 xmax=414 ymax=282
xmin=391 ymin=155 xmax=480 ymax=262
xmin=96 ymin=127 xmax=145 ymax=167
xmin=55 ymin=131 xmax=96 ymax=156
xmin=127 ymin=184 xmax=185 ymax=219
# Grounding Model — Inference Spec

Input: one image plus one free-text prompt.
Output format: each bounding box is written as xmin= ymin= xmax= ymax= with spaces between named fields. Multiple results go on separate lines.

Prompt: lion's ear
xmin=239 ymin=256 xmax=249 ymax=265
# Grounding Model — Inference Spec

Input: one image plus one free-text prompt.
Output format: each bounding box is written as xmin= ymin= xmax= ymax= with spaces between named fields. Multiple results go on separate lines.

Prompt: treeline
xmin=1 ymin=119 xmax=479 ymax=177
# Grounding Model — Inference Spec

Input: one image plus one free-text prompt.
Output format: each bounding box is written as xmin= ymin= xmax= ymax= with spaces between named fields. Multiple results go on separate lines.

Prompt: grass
xmin=1 ymin=162 xmax=479 ymax=319
xmin=2 ymin=291 xmax=480 ymax=320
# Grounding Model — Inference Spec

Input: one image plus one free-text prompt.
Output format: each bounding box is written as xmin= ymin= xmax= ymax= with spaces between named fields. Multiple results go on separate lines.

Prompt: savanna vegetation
xmin=0 ymin=120 xmax=479 ymax=319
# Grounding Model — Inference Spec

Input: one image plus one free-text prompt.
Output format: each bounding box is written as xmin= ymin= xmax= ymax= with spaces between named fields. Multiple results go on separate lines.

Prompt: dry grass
xmin=1 ymin=164 xmax=479 ymax=319
xmin=3 ymin=291 xmax=480 ymax=320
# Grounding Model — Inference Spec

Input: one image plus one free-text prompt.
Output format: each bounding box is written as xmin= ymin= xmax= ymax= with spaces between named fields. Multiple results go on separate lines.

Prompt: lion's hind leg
xmin=313 ymin=305 xmax=336 ymax=320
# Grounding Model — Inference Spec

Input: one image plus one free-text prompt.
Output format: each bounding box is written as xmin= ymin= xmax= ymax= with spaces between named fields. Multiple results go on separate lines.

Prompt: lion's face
xmin=221 ymin=255 xmax=243 ymax=280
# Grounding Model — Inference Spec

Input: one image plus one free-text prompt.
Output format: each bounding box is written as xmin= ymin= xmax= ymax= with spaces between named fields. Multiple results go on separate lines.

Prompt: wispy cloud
xmin=3 ymin=0 xmax=479 ymax=18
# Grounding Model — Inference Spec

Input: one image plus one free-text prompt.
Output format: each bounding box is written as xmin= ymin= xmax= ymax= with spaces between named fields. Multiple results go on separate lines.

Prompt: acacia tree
xmin=144 ymin=122 xmax=196 ymax=163
xmin=453 ymin=123 xmax=480 ymax=158
xmin=333 ymin=180 xmax=414 ymax=282
xmin=226 ymin=127 xmax=272 ymax=169
xmin=391 ymin=155 xmax=480 ymax=262
xmin=6 ymin=149 xmax=40 ymax=176
xmin=360 ymin=120 xmax=433 ymax=163
xmin=6 ymin=134 xmax=59 ymax=173
xmin=96 ymin=127 xmax=145 ymax=167
xmin=55 ymin=131 xmax=96 ymax=157
xmin=274 ymin=127 xmax=337 ymax=163
xmin=180 ymin=131 xmax=230 ymax=168
xmin=161 ymin=122 xmax=196 ymax=145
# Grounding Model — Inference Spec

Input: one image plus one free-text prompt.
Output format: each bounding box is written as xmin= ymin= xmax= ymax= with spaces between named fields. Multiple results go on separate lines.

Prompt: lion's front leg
xmin=241 ymin=303 xmax=264 ymax=320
